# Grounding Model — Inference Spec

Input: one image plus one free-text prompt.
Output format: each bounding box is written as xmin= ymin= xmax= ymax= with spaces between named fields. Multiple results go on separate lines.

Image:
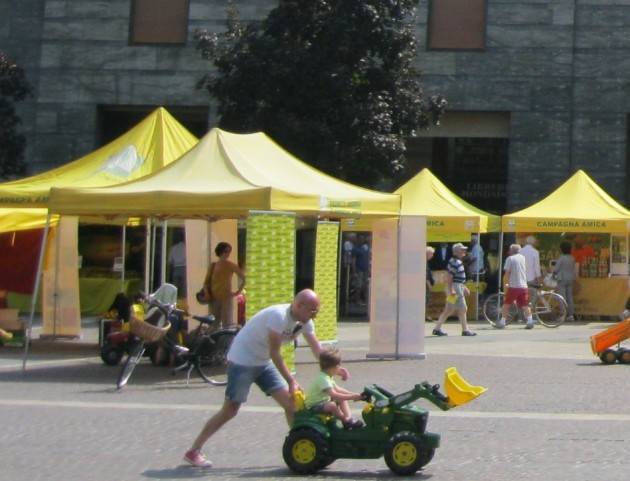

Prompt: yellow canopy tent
xmin=341 ymin=168 xmax=500 ymax=241
xmin=0 ymin=108 xmax=198 ymax=326
xmin=500 ymin=170 xmax=630 ymax=318
xmin=48 ymin=128 xmax=400 ymax=218
xmin=395 ymin=168 xmax=500 ymax=239
xmin=502 ymin=169 xmax=630 ymax=233
xmin=0 ymin=107 xmax=198 ymax=232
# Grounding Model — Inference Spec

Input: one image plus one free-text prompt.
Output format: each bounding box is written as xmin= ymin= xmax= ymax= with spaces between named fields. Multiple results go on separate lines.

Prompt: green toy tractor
xmin=283 ymin=367 xmax=486 ymax=476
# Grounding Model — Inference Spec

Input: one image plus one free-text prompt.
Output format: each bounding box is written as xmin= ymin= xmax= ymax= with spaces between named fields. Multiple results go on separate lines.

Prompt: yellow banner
xmin=313 ymin=222 xmax=339 ymax=342
xmin=502 ymin=217 xmax=630 ymax=233
xmin=246 ymin=211 xmax=296 ymax=369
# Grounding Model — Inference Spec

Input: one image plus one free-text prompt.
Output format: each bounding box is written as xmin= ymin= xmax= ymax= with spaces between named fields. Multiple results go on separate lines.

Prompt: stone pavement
xmin=1 ymin=320 xmax=630 ymax=481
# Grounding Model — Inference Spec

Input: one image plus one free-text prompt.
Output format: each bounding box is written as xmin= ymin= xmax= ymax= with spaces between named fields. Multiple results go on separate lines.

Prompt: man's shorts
xmin=446 ymin=282 xmax=467 ymax=310
xmin=505 ymin=287 xmax=529 ymax=308
xmin=225 ymin=362 xmax=288 ymax=404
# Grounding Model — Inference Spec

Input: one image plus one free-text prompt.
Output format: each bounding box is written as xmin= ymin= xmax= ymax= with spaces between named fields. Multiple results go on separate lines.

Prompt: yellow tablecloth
xmin=573 ymin=277 xmax=630 ymax=316
xmin=6 ymin=277 xmax=142 ymax=315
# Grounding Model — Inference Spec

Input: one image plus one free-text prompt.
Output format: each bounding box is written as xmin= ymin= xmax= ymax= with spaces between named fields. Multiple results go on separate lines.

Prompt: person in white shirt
xmin=182 ymin=289 xmax=348 ymax=468
xmin=468 ymin=234 xmax=485 ymax=278
xmin=167 ymin=232 xmax=187 ymax=295
xmin=498 ymin=244 xmax=535 ymax=329
xmin=521 ymin=235 xmax=542 ymax=286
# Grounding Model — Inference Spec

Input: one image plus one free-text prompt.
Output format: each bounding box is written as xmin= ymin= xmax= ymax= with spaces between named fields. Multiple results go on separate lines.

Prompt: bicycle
xmin=116 ymin=292 xmax=238 ymax=390
xmin=482 ymin=285 xmax=568 ymax=328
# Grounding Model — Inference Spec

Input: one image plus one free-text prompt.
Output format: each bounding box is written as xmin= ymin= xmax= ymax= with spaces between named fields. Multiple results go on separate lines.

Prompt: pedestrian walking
xmin=498 ymin=244 xmax=536 ymax=329
xmin=554 ymin=241 xmax=577 ymax=321
xmin=432 ymin=243 xmax=476 ymax=337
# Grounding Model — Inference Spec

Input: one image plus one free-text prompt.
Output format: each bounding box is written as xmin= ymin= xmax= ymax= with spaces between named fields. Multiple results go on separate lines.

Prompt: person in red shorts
xmin=497 ymin=244 xmax=535 ymax=329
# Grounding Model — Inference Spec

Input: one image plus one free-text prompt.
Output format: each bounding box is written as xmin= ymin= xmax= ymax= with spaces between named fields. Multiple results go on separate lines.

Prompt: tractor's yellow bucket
xmin=444 ymin=367 xmax=487 ymax=407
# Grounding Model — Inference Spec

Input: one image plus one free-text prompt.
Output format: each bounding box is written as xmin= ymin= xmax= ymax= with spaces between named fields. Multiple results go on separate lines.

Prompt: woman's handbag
xmin=196 ymin=262 xmax=215 ymax=304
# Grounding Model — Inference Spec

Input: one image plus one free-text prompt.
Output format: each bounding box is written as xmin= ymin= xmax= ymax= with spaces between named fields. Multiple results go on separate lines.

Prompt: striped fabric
xmin=447 ymin=257 xmax=466 ymax=284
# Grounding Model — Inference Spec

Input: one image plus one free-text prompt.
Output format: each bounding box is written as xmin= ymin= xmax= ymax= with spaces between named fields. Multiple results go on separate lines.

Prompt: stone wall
xmin=3 ymin=0 xmax=630 ymax=210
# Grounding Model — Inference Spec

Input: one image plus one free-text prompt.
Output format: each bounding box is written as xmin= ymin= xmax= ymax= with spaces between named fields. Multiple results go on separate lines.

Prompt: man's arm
xmin=268 ymin=330 xmax=299 ymax=394
xmin=303 ymin=331 xmax=349 ymax=381
xmin=447 ymin=271 xmax=454 ymax=295
xmin=303 ymin=331 xmax=322 ymax=359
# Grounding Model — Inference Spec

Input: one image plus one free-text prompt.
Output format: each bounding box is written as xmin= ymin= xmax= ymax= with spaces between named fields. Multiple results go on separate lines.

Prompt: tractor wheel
xmin=384 ymin=432 xmax=432 ymax=475
xmin=617 ymin=348 xmax=630 ymax=364
xmin=100 ymin=344 xmax=123 ymax=366
xmin=600 ymin=349 xmax=618 ymax=364
xmin=282 ymin=428 xmax=329 ymax=474
xmin=320 ymin=456 xmax=336 ymax=469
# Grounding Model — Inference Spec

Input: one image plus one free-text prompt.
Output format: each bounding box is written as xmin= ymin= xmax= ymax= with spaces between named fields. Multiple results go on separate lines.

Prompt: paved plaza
xmin=1 ymin=320 xmax=629 ymax=481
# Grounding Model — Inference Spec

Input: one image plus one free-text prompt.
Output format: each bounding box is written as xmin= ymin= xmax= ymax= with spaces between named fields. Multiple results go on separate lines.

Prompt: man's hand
xmin=288 ymin=378 xmax=301 ymax=395
xmin=463 ymin=286 xmax=470 ymax=296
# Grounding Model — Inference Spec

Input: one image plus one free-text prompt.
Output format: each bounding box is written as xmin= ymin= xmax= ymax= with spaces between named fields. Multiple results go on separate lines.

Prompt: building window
xmin=427 ymin=0 xmax=487 ymax=51
xmin=130 ymin=0 xmax=190 ymax=45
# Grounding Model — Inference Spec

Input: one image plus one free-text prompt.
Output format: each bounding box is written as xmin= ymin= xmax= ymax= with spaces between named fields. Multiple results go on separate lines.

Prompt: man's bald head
xmin=291 ymin=289 xmax=320 ymax=323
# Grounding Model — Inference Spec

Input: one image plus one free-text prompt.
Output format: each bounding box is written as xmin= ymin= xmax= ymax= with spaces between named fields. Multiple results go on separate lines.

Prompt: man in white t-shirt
xmin=521 ymin=235 xmax=542 ymax=286
xmin=498 ymin=244 xmax=535 ymax=329
xmin=183 ymin=289 xmax=346 ymax=468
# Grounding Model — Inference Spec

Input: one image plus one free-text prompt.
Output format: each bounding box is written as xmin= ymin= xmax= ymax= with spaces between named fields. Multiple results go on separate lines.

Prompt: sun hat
xmin=452 ymin=242 xmax=468 ymax=253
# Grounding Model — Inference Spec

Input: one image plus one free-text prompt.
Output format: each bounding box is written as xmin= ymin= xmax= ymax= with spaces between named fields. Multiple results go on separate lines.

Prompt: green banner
xmin=314 ymin=221 xmax=339 ymax=342
xmin=246 ymin=211 xmax=296 ymax=369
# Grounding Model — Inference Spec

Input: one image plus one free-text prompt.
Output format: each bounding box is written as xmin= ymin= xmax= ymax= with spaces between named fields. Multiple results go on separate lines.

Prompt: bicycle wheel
xmin=482 ymin=293 xmax=503 ymax=327
xmin=195 ymin=333 xmax=234 ymax=386
xmin=534 ymin=292 xmax=567 ymax=328
xmin=116 ymin=340 xmax=145 ymax=390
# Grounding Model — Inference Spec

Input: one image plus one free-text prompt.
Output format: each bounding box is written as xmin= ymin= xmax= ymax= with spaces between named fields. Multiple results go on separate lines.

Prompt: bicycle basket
xmin=129 ymin=318 xmax=171 ymax=343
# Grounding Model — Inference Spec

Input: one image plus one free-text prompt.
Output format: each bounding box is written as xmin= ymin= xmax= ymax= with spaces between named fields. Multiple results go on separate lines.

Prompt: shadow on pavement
xmin=0 ymin=359 xmax=227 ymax=387
xmin=142 ymin=465 xmax=432 ymax=480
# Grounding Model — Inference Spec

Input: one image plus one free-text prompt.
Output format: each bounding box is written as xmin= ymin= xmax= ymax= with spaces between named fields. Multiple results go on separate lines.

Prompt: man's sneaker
xmin=525 ymin=321 xmax=534 ymax=330
xmin=495 ymin=320 xmax=506 ymax=329
xmin=462 ymin=330 xmax=477 ymax=337
xmin=183 ymin=449 xmax=213 ymax=468
xmin=432 ymin=329 xmax=448 ymax=337
xmin=566 ymin=315 xmax=575 ymax=322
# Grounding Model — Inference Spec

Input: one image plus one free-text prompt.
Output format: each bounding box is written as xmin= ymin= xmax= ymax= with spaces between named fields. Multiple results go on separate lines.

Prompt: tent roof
xmin=394 ymin=168 xmax=500 ymax=233
xmin=502 ymin=170 xmax=630 ymax=233
xmin=0 ymin=107 xmax=198 ymax=209
xmin=49 ymin=128 xmax=400 ymax=218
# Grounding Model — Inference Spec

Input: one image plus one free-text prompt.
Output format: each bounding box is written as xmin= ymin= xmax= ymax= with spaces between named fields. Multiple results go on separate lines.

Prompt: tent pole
xmin=161 ymin=220 xmax=168 ymax=286
xmin=394 ymin=218 xmax=401 ymax=359
xmin=51 ymin=219 xmax=61 ymax=338
xmin=22 ymin=213 xmax=51 ymax=372
xmin=475 ymin=229 xmax=481 ymax=321
xmin=497 ymin=231 xmax=504 ymax=315
xmin=121 ymin=224 xmax=126 ymax=290
xmin=150 ymin=221 xmax=157 ymax=291
xmin=144 ymin=218 xmax=151 ymax=295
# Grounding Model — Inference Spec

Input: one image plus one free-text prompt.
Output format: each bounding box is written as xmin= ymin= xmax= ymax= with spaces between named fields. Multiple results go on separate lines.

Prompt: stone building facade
xmin=3 ymin=0 xmax=630 ymax=213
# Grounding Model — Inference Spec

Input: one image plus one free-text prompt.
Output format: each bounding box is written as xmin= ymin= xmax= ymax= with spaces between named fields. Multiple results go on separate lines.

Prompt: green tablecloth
xmin=7 ymin=277 xmax=142 ymax=316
